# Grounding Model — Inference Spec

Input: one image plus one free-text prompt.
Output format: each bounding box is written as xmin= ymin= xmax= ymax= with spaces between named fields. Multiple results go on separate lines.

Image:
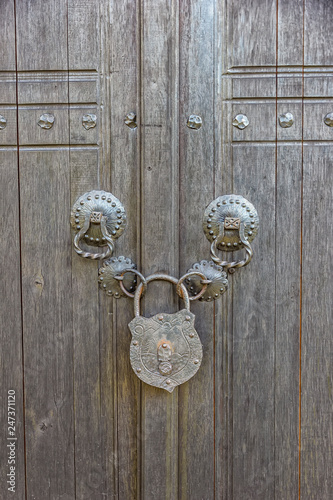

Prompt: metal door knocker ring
xmin=71 ymin=190 xmax=126 ymax=260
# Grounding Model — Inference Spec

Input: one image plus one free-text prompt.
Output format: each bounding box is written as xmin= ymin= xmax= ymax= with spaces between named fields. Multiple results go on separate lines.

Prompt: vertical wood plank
xmin=68 ymin=1 xmax=109 ymax=498
xmin=304 ymin=0 xmax=333 ymax=66
xmin=0 ymin=0 xmax=16 ymax=70
xmin=0 ymin=149 xmax=26 ymax=500
xmin=140 ymin=0 xmax=179 ymax=498
xmin=0 ymin=5 xmax=24 ymax=497
xmin=108 ymin=0 xmax=141 ymax=498
xmin=178 ymin=0 xmax=216 ymax=498
xmin=16 ymin=2 xmax=75 ymax=498
xmin=232 ymin=145 xmax=276 ymax=499
xmin=301 ymin=146 xmax=333 ymax=498
xmin=228 ymin=0 xmax=276 ymax=68
xmin=20 ymin=150 xmax=75 ymax=499
xmin=275 ymin=144 xmax=302 ymax=499
xmin=16 ymin=0 xmax=68 ymax=71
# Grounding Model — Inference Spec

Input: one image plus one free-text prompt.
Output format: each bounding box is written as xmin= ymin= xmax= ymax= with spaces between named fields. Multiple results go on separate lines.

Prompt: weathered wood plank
xmin=20 ymin=150 xmax=75 ymax=499
xmin=228 ymin=0 xmax=277 ymax=68
xmin=0 ymin=149 xmax=26 ymax=500
xmin=301 ymin=144 xmax=333 ymax=499
xmin=140 ymin=0 xmax=179 ymax=498
xmin=178 ymin=0 xmax=216 ymax=498
xmin=16 ymin=3 xmax=75 ymax=498
xmin=275 ymin=144 xmax=302 ymax=499
xmin=16 ymin=0 xmax=68 ymax=71
xmin=68 ymin=2 xmax=109 ymax=498
xmin=0 ymin=1 xmax=15 ymax=71
xmin=278 ymin=0 xmax=303 ymax=67
xmin=232 ymin=144 xmax=276 ymax=499
xmin=304 ymin=0 xmax=333 ymax=66
xmin=108 ymin=0 xmax=141 ymax=497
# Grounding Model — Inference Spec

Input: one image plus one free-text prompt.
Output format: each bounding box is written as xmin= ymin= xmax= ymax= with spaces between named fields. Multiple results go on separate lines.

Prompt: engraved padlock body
xmin=129 ymin=274 xmax=203 ymax=393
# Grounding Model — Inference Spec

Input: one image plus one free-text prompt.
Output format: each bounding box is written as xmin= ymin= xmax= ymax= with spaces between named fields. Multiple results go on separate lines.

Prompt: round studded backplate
xmin=203 ymin=194 xmax=259 ymax=252
xmin=70 ymin=190 xmax=126 ymax=247
xmin=98 ymin=256 xmax=137 ymax=298
xmin=185 ymin=260 xmax=228 ymax=302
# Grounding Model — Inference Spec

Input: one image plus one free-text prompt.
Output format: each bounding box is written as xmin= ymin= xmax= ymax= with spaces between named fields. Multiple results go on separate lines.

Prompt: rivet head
xmin=194 ymin=359 xmax=199 ymax=364
xmin=278 ymin=112 xmax=294 ymax=128
xmin=82 ymin=113 xmax=97 ymax=130
xmin=185 ymin=315 xmax=191 ymax=321
xmin=233 ymin=114 xmax=249 ymax=130
xmin=133 ymin=341 xmax=138 ymax=346
xmin=136 ymin=368 xmax=142 ymax=373
xmin=166 ymin=379 xmax=171 ymax=384
xmin=38 ymin=113 xmax=55 ymax=129
xmin=158 ymin=315 xmax=164 ymax=321
xmin=162 ymin=343 xmax=168 ymax=348
xmin=189 ymin=332 xmax=194 ymax=338
xmin=0 ymin=115 xmax=7 ymax=130
xmin=187 ymin=114 xmax=202 ymax=130
xmin=125 ymin=112 xmax=137 ymax=129
xmin=324 ymin=112 xmax=333 ymax=127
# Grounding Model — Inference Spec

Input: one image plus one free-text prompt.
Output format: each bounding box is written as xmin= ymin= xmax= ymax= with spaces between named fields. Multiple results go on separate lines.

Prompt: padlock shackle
xmin=134 ymin=273 xmax=190 ymax=317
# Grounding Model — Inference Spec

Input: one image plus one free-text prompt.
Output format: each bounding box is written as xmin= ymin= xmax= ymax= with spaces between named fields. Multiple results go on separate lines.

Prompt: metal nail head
xmin=233 ymin=114 xmax=249 ymax=130
xmin=278 ymin=112 xmax=294 ymax=128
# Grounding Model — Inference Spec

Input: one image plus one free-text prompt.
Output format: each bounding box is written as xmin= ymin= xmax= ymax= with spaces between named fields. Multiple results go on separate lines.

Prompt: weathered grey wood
xmin=16 ymin=0 xmax=68 ymax=71
xmin=301 ymin=145 xmax=333 ymax=499
xmin=68 ymin=1 xmax=109 ymax=498
xmin=275 ymin=144 xmax=302 ymax=499
xmin=0 ymin=1 xmax=15 ymax=70
xmin=178 ymin=0 xmax=216 ymax=498
xmin=108 ymin=0 xmax=141 ymax=498
xmin=278 ymin=0 xmax=303 ymax=66
xmin=233 ymin=144 xmax=276 ymax=499
xmin=304 ymin=0 xmax=333 ymax=66
xmin=228 ymin=0 xmax=276 ymax=68
xmin=20 ymin=150 xmax=75 ymax=499
xmin=140 ymin=0 xmax=179 ymax=498
xmin=0 ymin=149 xmax=26 ymax=500
xmin=16 ymin=2 xmax=75 ymax=498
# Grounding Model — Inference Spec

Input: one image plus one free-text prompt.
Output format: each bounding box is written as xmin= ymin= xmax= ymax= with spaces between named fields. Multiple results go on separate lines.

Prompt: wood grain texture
xmin=0 ymin=150 xmax=26 ymax=500
xmin=20 ymin=150 xmax=75 ymax=499
xmin=301 ymin=146 xmax=333 ymax=499
xmin=140 ymin=0 xmax=180 ymax=498
xmin=232 ymin=145 xmax=276 ymax=500
xmin=304 ymin=0 xmax=333 ymax=66
xmin=275 ymin=144 xmax=302 ymax=499
xmin=68 ymin=2 xmax=109 ymax=498
xmin=178 ymin=0 xmax=216 ymax=498
xmin=16 ymin=0 xmax=68 ymax=71
xmin=0 ymin=1 xmax=15 ymax=70
xmin=108 ymin=0 xmax=141 ymax=498
xmin=228 ymin=0 xmax=277 ymax=68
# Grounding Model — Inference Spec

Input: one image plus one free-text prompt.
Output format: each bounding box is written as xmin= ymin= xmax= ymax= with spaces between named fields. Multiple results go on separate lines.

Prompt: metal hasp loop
xmin=134 ymin=273 xmax=190 ymax=317
xmin=203 ymin=194 xmax=259 ymax=271
xmin=71 ymin=190 xmax=126 ymax=260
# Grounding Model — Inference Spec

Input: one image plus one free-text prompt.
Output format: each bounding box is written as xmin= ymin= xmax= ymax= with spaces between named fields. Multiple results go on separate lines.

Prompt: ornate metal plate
xmin=185 ymin=260 xmax=228 ymax=301
xmin=203 ymin=194 xmax=259 ymax=251
xmin=129 ymin=309 xmax=202 ymax=393
xmin=70 ymin=190 xmax=126 ymax=247
xmin=98 ymin=256 xmax=137 ymax=298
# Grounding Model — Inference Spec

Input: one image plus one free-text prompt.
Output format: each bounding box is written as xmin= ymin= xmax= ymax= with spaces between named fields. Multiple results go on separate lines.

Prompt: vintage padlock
xmin=128 ymin=274 xmax=203 ymax=392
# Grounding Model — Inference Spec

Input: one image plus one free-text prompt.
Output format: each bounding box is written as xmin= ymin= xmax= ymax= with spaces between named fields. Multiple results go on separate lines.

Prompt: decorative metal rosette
xmin=203 ymin=194 xmax=259 ymax=251
xmin=185 ymin=260 xmax=228 ymax=302
xmin=71 ymin=190 xmax=126 ymax=247
xmin=98 ymin=256 xmax=137 ymax=298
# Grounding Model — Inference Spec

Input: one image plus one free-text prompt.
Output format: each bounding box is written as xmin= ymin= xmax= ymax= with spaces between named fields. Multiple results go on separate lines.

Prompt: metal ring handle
xmin=177 ymin=272 xmax=211 ymax=301
xmin=134 ymin=273 xmax=190 ymax=317
xmin=114 ymin=269 xmax=147 ymax=298
xmin=210 ymin=223 xmax=253 ymax=270
xmin=73 ymin=215 xmax=115 ymax=260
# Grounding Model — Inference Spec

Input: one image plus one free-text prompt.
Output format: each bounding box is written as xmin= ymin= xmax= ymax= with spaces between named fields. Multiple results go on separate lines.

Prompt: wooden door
xmin=1 ymin=1 xmax=332 ymax=499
